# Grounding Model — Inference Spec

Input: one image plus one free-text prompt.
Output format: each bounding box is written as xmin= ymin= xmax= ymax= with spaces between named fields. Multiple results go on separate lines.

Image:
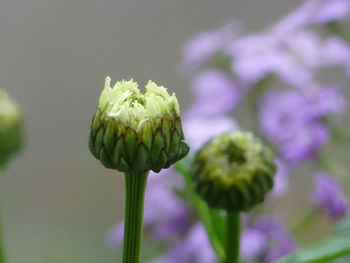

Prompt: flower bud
xmin=89 ymin=77 xmax=189 ymax=173
xmin=0 ymin=90 xmax=23 ymax=166
xmin=191 ymin=131 xmax=276 ymax=212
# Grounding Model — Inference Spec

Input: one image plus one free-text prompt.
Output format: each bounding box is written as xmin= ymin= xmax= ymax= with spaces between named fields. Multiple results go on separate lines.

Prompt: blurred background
xmin=0 ymin=0 xmax=342 ymax=262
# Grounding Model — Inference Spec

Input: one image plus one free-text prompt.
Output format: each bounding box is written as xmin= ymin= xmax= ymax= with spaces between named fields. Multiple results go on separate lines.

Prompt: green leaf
xmin=175 ymin=158 xmax=226 ymax=262
xmin=274 ymin=229 xmax=350 ymax=263
xmin=333 ymin=215 xmax=350 ymax=234
xmin=331 ymin=216 xmax=350 ymax=262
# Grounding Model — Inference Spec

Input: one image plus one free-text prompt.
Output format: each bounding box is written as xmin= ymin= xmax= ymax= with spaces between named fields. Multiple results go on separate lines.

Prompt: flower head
xmin=191 ymin=131 xmax=276 ymax=211
xmin=0 ymin=90 xmax=23 ymax=166
xmin=312 ymin=172 xmax=348 ymax=219
xmin=89 ymin=77 xmax=189 ymax=173
xmin=181 ymin=22 xmax=241 ymax=71
xmin=252 ymin=216 xmax=295 ymax=262
xmin=148 ymin=223 xmax=217 ymax=263
xmin=186 ymin=70 xmax=239 ymax=117
xmin=259 ymin=86 xmax=345 ymax=164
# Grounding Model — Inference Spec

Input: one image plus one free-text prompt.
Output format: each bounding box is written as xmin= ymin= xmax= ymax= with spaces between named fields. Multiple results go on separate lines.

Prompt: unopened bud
xmin=191 ymin=131 xmax=276 ymax=211
xmin=89 ymin=77 xmax=189 ymax=173
xmin=0 ymin=90 xmax=23 ymax=166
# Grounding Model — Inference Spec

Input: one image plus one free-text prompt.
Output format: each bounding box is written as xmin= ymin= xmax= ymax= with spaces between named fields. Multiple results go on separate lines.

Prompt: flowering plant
xmin=108 ymin=1 xmax=350 ymax=262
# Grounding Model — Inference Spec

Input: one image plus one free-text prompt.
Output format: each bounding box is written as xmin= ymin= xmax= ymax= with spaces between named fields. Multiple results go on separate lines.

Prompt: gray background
xmin=0 ymin=0 xmax=306 ymax=262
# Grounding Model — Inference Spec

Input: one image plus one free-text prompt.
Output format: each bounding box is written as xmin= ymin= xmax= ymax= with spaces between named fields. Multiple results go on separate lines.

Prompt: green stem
xmin=0 ymin=207 xmax=6 ymax=263
xmin=226 ymin=211 xmax=241 ymax=263
xmin=122 ymin=172 xmax=149 ymax=263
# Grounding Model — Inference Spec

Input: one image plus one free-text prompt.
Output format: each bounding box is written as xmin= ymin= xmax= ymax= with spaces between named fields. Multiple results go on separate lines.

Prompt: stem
xmin=226 ymin=211 xmax=241 ymax=263
xmin=122 ymin=172 xmax=149 ymax=263
xmin=0 ymin=206 xmax=6 ymax=263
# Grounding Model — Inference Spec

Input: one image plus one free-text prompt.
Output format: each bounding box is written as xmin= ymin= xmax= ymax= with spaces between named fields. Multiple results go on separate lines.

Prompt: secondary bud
xmin=0 ymin=90 xmax=23 ymax=166
xmin=191 ymin=131 xmax=276 ymax=211
xmin=89 ymin=77 xmax=189 ymax=173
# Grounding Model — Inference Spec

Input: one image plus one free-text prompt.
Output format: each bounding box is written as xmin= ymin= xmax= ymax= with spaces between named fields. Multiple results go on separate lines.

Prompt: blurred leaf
xmin=331 ymin=216 xmax=350 ymax=262
xmin=175 ymin=158 xmax=226 ymax=262
xmin=274 ymin=230 xmax=350 ymax=263
xmin=334 ymin=215 xmax=350 ymax=233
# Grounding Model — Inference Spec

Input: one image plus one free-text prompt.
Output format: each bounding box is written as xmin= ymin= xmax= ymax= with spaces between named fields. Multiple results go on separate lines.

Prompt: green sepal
xmin=103 ymin=121 xmax=115 ymax=154
xmin=141 ymin=122 xmax=153 ymax=150
xmin=91 ymin=112 xmax=101 ymax=135
xmin=99 ymin=147 xmax=114 ymax=169
xmin=94 ymin=128 xmax=104 ymax=156
xmin=125 ymin=129 xmax=137 ymax=161
xmin=150 ymin=131 xmax=164 ymax=162
xmin=113 ymin=138 xmax=127 ymax=167
xmin=119 ymin=157 xmax=130 ymax=172
xmin=132 ymin=144 xmax=148 ymax=172
xmin=162 ymin=119 xmax=171 ymax=151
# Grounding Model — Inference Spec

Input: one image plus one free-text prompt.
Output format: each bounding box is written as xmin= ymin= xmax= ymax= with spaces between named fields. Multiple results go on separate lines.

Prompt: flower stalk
xmin=89 ymin=77 xmax=189 ymax=262
xmin=190 ymin=131 xmax=276 ymax=263
xmin=226 ymin=211 xmax=240 ymax=263
xmin=122 ymin=172 xmax=149 ymax=263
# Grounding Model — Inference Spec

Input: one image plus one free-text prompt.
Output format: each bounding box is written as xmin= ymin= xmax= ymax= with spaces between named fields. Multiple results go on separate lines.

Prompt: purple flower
xmin=271 ymin=160 xmax=289 ymax=196
xmin=186 ymin=70 xmax=240 ymax=117
xmin=305 ymin=85 xmax=346 ymax=118
xmin=272 ymin=0 xmax=350 ymax=34
xmin=241 ymin=228 xmax=268 ymax=261
xmin=183 ymin=116 xmax=239 ymax=152
xmin=144 ymin=170 xmax=191 ymax=241
xmin=253 ymin=216 xmax=296 ymax=262
xmin=260 ymin=86 xmax=345 ymax=164
xmin=320 ymin=37 xmax=350 ymax=70
xmin=309 ymin=0 xmax=350 ymax=25
xmin=181 ymin=22 xmax=241 ymax=72
xmin=106 ymin=221 xmax=124 ymax=248
xmin=227 ymin=33 xmax=313 ymax=88
xmin=228 ymin=34 xmax=282 ymax=85
xmin=279 ymin=123 xmax=329 ymax=164
xmin=312 ymin=172 xmax=348 ymax=219
xmin=283 ymin=30 xmax=323 ymax=68
xmin=148 ymin=223 xmax=217 ymax=263
xmin=284 ymin=32 xmax=350 ymax=70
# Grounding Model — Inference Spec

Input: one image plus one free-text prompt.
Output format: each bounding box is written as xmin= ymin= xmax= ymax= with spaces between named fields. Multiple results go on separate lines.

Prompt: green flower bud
xmin=89 ymin=77 xmax=189 ymax=173
xmin=0 ymin=90 xmax=23 ymax=166
xmin=191 ymin=131 xmax=276 ymax=212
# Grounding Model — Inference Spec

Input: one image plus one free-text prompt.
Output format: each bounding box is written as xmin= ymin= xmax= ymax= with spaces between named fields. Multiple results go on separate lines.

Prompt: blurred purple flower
xmin=279 ymin=123 xmax=329 ymax=164
xmin=305 ymin=85 xmax=346 ymax=118
xmin=271 ymin=160 xmax=289 ymax=196
xmin=284 ymin=32 xmax=350 ymax=71
xmin=181 ymin=22 xmax=241 ymax=72
xmin=321 ymin=37 xmax=350 ymax=67
xmin=227 ymin=33 xmax=314 ymax=88
xmin=260 ymin=85 xmax=345 ymax=164
xmin=144 ymin=170 xmax=191 ymax=241
xmin=183 ymin=116 xmax=239 ymax=152
xmin=312 ymin=172 xmax=348 ymax=219
xmin=241 ymin=228 xmax=268 ymax=261
xmin=186 ymin=70 xmax=240 ymax=117
xmin=309 ymin=0 xmax=350 ymax=25
xmin=148 ymin=222 xmax=217 ymax=263
xmin=272 ymin=0 xmax=350 ymax=35
xmin=283 ymin=30 xmax=323 ymax=67
xmin=106 ymin=221 xmax=124 ymax=248
xmin=253 ymin=216 xmax=296 ymax=262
